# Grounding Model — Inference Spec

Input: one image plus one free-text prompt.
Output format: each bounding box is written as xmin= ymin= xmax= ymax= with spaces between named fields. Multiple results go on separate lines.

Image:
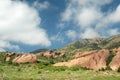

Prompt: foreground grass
xmin=0 ymin=63 xmax=120 ymax=80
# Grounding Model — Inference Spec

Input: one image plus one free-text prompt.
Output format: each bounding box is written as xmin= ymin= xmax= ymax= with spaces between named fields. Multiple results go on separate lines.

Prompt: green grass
xmin=0 ymin=63 xmax=120 ymax=80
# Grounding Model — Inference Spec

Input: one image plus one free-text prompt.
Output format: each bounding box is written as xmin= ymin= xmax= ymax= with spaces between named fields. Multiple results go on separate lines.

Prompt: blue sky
xmin=0 ymin=0 xmax=120 ymax=52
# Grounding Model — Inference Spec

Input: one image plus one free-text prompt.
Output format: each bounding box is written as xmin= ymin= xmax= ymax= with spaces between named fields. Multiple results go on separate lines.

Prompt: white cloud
xmin=108 ymin=29 xmax=119 ymax=36
xmin=0 ymin=40 xmax=20 ymax=50
xmin=0 ymin=0 xmax=51 ymax=51
xmin=110 ymin=5 xmax=120 ymax=22
xmin=33 ymin=1 xmax=50 ymax=10
xmin=51 ymin=31 xmax=65 ymax=43
xmin=75 ymin=8 xmax=102 ymax=28
xmin=69 ymin=0 xmax=113 ymax=7
xmin=51 ymin=36 xmax=65 ymax=43
xmin=60 ymin=0 xmax=120 ymax=39
xmin=61 ymin=7 xmax=72 ymax=21
xmin=97 ymin=5 xmax=120 ymax=28
xmin=0 ymin=48 xmax=5 ymax=52
xmin=66 ymin=30 xmax=77 ymax=40
xmin=81 ymin=28 xmax=100 ymax=39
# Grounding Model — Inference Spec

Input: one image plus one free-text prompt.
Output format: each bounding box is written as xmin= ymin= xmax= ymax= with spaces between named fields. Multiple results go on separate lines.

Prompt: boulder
xmin=6 ymin=52 xmax=14 ymax=57
xmin=5 ymin=52 xmax=15 ymax=61
xmin=43 ymin=50 xmax=57 ymax=59
xmin=74 ymin=52 xmax=82 ymax=58
xmin=113 ymin=47 xmax=120 ymax=53
xmin=43 ymin=51 xmax=53 ymax=59
xmin=5 ymin=57 xmax=11 ymax=61
xmin=12 ymin=53 xmax=37 ymax=63
xmin=35 ymin=52 xmax=44 ymax=56
xmin=53 ymin=49 xmax=109 ymax=70
xmin=109 ymin=52 xmax=120 ymax=71
xmin=59 ymin=53 xmax=65 ymax=57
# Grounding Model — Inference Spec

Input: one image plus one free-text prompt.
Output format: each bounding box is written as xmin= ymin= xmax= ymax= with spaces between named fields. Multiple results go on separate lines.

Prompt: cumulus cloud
xmin=0 ymin=48 xmax=5 ymax=52
xmin=75 ymin=8 xmax=102 ymax=28
xmin=60 ymin=0 xmax=120 ymax=40
xmin=108 ymin=29 xmax=119 ymax=36
xmin=51 ymin=31 xmax=65 ymax=43
xmin=0 ymin=40 xmax=20 ymax=50
xmin=33 ymin=1 xmax=50 ymax=10
xmin=81 ymin=28 xmax=100 ymax=39
xmin=97 ymin=5 xmax=120 ymax=28
xmin=66 ymin=30 xmax=77 ymax=40
xmin=0 ymin=0 xmax=51 ymax=51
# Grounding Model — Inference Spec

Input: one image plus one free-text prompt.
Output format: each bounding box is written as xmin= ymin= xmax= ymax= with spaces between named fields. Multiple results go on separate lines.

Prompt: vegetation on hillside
xmin=57 ymin=34 xmax=120 ymax=53
xmin=0 ymin=60 xmax=120 ymax=80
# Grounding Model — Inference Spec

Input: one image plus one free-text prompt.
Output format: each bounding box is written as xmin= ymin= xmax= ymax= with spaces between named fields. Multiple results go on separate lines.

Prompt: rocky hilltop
xmin=57 ymin=34 xmax=120 ymax=53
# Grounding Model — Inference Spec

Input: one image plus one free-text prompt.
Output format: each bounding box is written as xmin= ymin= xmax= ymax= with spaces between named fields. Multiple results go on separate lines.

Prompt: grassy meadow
xmin=0 ymin=63 xmax=120 ymax=80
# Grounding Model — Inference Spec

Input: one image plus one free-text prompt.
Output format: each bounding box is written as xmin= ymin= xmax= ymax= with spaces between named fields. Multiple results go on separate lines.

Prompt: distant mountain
xmin=57 ymin=34 xmax=120 ymax=53
xmin=30 ymin=49 xmax=49 ymax=53
xmin=30 ymin=34 xmax=120 ymax=54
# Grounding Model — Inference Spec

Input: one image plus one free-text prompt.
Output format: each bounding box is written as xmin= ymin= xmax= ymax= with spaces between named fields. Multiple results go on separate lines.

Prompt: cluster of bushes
xmin=0 ymin=52 xmax=6 ymax=63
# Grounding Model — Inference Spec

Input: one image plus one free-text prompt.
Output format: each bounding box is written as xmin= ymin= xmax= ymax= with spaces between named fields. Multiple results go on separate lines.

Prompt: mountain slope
xmin=57 ymin=34 xmax=120 ymax=53
xmin=30 ymin=49 xmax=49 ymax=53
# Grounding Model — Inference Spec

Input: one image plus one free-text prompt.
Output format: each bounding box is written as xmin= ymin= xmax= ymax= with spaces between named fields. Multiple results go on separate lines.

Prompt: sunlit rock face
xmin=53 ymin=49 xmax=109 ymax=70
xmin=12 ymin=53 xmax=37 ymax=63
xmin=109 ymin=52 xmax=120 ymax=71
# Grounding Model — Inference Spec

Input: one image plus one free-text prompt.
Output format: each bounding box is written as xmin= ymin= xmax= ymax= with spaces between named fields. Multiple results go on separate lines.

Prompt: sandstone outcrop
xmin=12 ymin=54 xmax=37 ymax=63
xmin=113 ymin=47 xmax=120 ymax=53
xmin=5 ymin=52 xmax=15 ymax=61
xmin=5 ymin=57 xmax=11 ymax=61
xmin=59 ymin=53 xmax=65 ymax=57
xmin=37 ymin=50 xmax=64 ymax=59
xmin=109 ymin=52 xmax=120 ymax=71
xmin=43 ymin=51 xmax=54 ymax=59
xmin=53 ymin=49 xmax=109 ymax=70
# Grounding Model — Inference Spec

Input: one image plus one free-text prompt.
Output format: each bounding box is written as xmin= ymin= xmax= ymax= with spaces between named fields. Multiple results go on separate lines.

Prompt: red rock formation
xmin=35 ymin=52 xmax=44 ymax=56
xmin=109 ymin=52 xmax=120 ymax=71
xmin=53 ymin=49 xmax=109 ymax=70
xmin=59 ymin=53 xmax=65 ymax=57
xmin=74 ymin=52 xmax=82 ymax=58
xmin=113 ymin=47 xmax=120 ymax=54
xmin=43 ymin=51 xmax=53 ymax=59
xmin=5 ymin=57 xmax=11 ymax=61
xmin=6 ymin=52 xmax=14 ymax=56
xmin=5 ymin=52 xmax=15 ymax=61
xmin=12 ymin=53 xmax=37 ymax=63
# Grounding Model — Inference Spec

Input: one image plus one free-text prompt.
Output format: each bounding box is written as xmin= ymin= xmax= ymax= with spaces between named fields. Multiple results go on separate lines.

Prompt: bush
xmin=117 ymin=67 xmax=120 ymax=72
xmin=106 ymin=51 xmax=115 ymax=66
xmin=17 ymin=68 xmax=22 ymax=72
xmin=69 ymin=66 xmax=80 ymax=71
xmin=37 ymin=59 xmax=51 ymax=66
xmin=0 ymin=68 xmax=4 ymax=73
xmin=106 ymin=66 xmax=112 ymax=70
xmin=12 ymin=62 xmax=20 ymax=66
xmin=43 ymin=66 xmax=68 ymax=71
xmin=99 ymin=68 xmax=105 ymax=71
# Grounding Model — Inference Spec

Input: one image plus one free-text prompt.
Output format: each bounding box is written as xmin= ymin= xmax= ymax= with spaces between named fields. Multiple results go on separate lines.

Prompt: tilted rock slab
xmin=109 ymin=52 xmax=120 ymax=71
xmin=53 ymin=49 xmax=109 ymax=70
xmin=12 ymin=54 xmax=37 ymax=63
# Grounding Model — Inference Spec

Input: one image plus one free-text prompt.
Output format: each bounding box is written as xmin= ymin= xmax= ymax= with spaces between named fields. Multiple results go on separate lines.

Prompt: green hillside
xmin=57 ymin=34 xmax=120 ymax=53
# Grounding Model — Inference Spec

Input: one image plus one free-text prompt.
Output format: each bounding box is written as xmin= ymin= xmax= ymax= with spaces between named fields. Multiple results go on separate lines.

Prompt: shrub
xmin=0 ymin=68 xmax=4 ymax=73
xmin=43 ymin=66 xmax=68 ymax=71
xmin=38 ymin=71 xmax=42 ymax=74
xmin=69 ymin=66 xmax=80 ymax=71
xmin=17 ymin=68 xmax=22 ymax=72
xmin=117 ymin=67 xmax=120 ymax=72
xmin=12 ymin=62 xmax=20 ymax=66
xmin=106 ymin=51 xmax=115 ymax=66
